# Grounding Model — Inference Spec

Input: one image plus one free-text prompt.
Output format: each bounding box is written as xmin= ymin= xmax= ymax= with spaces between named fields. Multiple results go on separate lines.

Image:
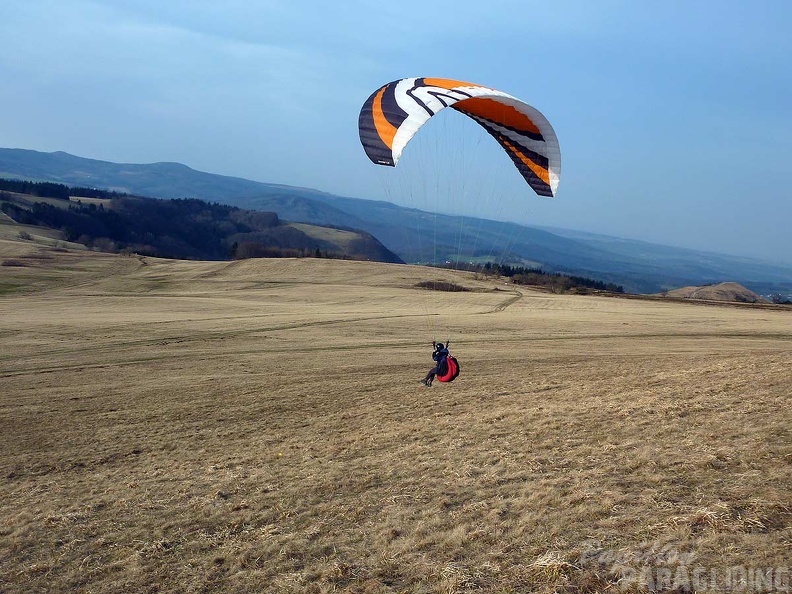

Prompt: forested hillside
xmin=0 ymin=180 xmax=402 ymax=263
xmin=4 ymin=149 xmax=792 ymax=295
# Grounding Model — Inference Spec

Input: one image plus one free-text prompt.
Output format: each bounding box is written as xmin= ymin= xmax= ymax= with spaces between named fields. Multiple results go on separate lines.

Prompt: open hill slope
xmin=1 ymin=238 xmax=790 ymax=593
xmin=663 ymin=282 xmax=770 ymax=304
xmin=3 ymin=148 xmax=792 ymax=294
xmin=0 ymin=184 xmax=402 ymax=263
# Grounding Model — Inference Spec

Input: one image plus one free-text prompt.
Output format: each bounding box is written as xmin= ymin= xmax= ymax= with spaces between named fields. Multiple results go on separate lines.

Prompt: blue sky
xmin=1 ymin=0 xmax=790 ymax=262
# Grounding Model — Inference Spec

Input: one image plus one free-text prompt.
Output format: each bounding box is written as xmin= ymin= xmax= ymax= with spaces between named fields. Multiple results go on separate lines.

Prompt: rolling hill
xmin=1 ymin=237 xmax=790 ymax=592
xmin=662 ymin=282 xmax=770 ymax=304
xmin=0 ymin=184 xmax=402 ymax=264
xmin=2 ymin=148 xmax=791 ymax=294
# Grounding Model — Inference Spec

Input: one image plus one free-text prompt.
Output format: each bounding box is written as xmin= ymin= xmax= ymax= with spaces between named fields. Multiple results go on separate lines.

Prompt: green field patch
xmin=0 ymin=281 xmax=24 ymax=295
xmin=288 ymin=222 xmax=359 ymax=247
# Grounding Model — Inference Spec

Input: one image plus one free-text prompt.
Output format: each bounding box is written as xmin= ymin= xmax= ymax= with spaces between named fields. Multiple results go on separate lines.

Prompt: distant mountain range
xmin=1 ymin=148 xmax=790 ymax=295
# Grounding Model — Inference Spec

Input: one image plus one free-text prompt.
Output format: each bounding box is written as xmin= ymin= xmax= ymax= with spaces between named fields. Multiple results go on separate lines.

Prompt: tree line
xmin=0 ymin=178 xmax=124 ymax=200
xmin=1 ymin=194 xmax=274 ymax=260
xmin=441 ymin=261 xmax=625 ymax=294
xmin=0 ymin=178 xmax=391 ymax=262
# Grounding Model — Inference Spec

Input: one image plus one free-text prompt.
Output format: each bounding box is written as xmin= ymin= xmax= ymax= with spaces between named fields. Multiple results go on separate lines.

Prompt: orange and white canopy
xmin=359 ymin=77 xmax=560 ymax=197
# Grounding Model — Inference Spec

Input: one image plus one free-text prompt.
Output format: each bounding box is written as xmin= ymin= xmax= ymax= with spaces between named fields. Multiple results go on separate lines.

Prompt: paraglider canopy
xmin=358 ymin=77 xmax=561 ymax=197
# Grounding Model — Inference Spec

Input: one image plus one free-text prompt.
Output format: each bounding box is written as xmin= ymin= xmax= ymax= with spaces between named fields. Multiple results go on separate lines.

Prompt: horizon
xmin=1 ymin=1 xmax=790 ymax=262
xmin=3 ymin=145 xmax=792 ymax=271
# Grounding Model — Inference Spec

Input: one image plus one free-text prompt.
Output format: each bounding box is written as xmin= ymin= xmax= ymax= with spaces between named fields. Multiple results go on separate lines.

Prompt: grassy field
xmin=1 ymin=237 xmax=790 ymax=593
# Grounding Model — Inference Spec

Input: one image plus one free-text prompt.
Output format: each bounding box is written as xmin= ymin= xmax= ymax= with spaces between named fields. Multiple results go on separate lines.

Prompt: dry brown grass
xmin=1 ymin=238 xmax=790 ymax=593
